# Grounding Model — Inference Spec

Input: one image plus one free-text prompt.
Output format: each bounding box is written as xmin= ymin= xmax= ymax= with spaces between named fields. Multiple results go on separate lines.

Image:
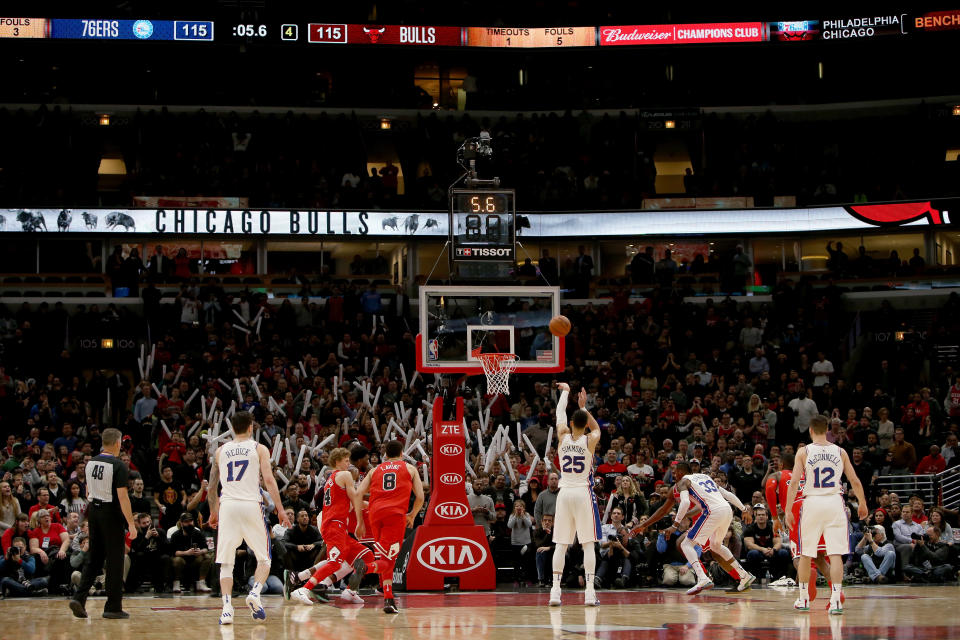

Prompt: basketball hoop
xmin=472 ymin=348 xmax=519 ymax=396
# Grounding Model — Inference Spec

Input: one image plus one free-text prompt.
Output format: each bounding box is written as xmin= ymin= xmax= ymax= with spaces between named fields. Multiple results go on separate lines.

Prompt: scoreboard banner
xmin=2 ymin=14 xmax=959 ymax=46
xmin=0 ymin=201 xmax=951 ymax=237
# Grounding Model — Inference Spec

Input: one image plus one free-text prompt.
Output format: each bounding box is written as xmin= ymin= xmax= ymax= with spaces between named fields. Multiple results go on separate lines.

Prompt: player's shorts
xmin=789 ymin=499 xmax=826 ymax=559
xmin=216 ymin=499 xmax=271 ymax=564
xmin=321 ymin=520 xmax=372 ymax=565
xmin=369 ymin=511 xmax=407 ymax=560
xmin=686 ymin=504 xmax=732 ymax=551
xmin=553 ymin=486 xmax=601 ymax=545
xmin=797 ymin=494 xmax=849 ymax=558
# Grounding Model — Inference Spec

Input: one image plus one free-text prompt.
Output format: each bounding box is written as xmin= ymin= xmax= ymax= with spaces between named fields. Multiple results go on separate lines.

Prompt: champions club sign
xmin=0 ymin=201 xmax=952 ymax=237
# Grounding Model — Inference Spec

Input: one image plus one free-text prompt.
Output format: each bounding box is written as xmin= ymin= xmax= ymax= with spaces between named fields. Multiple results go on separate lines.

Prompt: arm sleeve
xmin=673 ymin=490 xmax=691 ymax=524
xmin=718 ymin=486 xmax=746 ymax=511
xmin=764 ymin=477 xmax=780 ymax=515
xmin=556 ymin=390 xmax=569 ymax=427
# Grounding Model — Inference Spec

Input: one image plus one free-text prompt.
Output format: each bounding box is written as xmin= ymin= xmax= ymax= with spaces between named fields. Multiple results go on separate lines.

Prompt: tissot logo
xmin=439 ymin=473 xmax=463 ymax=485
xmin=439 ymin=444 xmax=464 ymax=456
xmin=415 ymin=536 xmax=488 ymax=573
xmin=435 ymin=502 xmax=469 ymax=519
xmin=455 ymin=247 xmax=513 ymax=257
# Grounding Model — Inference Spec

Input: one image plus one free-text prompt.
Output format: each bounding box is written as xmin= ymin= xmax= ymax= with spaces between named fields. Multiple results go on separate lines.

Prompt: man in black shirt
xmin=174 ymin=448 xmax=203 ymax=494
xmin=281 ymin=510 xmax=322 ymax=572
xmin=169 ymin=512 xmax=213 ymax=593
xmin=126 ymin=512 xmax=171 ymax=593
xmin=743 ymin=505 xmax=790 ymax=579
xmin=732 ymin=457 xmax=764 ymax=505
xmin=69 ymin=428 xmax=137 ymax=620
xmin=154 ymin=465 xmax=185 ymax=530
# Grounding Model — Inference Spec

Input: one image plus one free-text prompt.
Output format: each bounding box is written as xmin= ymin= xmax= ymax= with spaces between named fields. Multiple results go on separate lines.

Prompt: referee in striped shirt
xmin=69 ymin=428 xmax=138 ymax=619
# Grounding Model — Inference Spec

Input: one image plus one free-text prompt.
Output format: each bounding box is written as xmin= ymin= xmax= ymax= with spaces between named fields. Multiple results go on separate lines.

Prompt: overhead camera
xmin=459 ymin=131 xmax=493 ymax=163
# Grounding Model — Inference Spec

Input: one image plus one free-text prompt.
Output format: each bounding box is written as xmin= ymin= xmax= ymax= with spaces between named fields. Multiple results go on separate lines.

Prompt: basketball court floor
xmin=10 ymin=585 xmax=955 ymax=640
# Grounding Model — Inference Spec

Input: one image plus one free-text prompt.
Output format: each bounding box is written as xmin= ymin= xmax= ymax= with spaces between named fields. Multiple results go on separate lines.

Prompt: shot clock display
xmin=450 ymin=189 xmax=516 ymax=262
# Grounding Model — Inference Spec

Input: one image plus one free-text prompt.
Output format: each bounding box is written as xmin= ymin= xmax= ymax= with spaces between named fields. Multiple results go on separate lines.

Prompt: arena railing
xmin=873 ymin=474 xmax=939 ymax=507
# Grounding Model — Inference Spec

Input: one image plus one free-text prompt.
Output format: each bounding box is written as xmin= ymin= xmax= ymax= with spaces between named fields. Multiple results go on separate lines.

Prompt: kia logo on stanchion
xmin=416 ymin=536 xmax=488 ymax=573
xmin=435 ymin=502 xmax=468 ymax=519
xmin=440 ymin=473 xmax=463 ymax=485
xmin=439 ymin=444 xmax=463 ymax=456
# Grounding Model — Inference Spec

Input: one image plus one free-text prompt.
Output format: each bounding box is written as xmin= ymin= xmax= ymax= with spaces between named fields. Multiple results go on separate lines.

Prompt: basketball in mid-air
xmin=549 ymin=315 xmax=571 ymax=337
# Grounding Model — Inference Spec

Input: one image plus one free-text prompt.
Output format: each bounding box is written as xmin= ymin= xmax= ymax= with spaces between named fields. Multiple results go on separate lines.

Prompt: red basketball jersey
xmin=322 ymin=469 xmax=350 ymax=525
xmin=369 ymin=460 xmax=413 ymax=519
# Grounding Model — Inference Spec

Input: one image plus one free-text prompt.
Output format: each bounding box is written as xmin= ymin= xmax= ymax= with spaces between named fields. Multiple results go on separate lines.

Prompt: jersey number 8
xmin=382 ymin=472 xmax=396 ymax=491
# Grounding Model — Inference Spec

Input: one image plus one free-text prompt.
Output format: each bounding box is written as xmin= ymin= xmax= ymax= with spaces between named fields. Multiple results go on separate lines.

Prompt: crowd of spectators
xmin=0 ymin=105 xmax=950 ymax=212
xmin=0 ymin=264 xmax=959 ymax=597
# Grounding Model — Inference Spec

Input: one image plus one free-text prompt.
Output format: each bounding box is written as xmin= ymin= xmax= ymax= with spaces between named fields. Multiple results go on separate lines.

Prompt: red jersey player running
xmin=764 ymin=450 xmax=836 ymax=608
xmin=356 ymin=439 xmax=425 ymax=613
xmin=291 ymin=448 xmax=384 ymax=606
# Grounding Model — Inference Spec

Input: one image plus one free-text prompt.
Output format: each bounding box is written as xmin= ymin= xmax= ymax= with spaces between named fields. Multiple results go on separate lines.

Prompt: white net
xmin=476 ymin=352 xmax=519 ymax=396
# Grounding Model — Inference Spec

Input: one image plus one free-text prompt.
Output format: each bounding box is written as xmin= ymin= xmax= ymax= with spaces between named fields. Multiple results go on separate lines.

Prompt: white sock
xmin=831 ymin=583 xmax=842 ymax=600
xmin=679 ymin=538 xmax=706 ymax=580
xmin=223 ymin=594 xmax=231 ymax=607
xmin=798 ymin=583 xmax=808 ymax=600
xmin=321 ymin=577 xmax=333 ymax=587
xmin=582 ymin=542 xmax=596 ymax=589
xmin=552 ymin=573 xmax=561 ymax=588
xmin=250 ymin=581 xmax=263 ymax=597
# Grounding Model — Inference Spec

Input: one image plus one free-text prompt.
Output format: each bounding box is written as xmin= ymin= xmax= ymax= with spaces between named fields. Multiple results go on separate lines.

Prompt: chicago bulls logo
xmin=363 ymin=26 xmax=386 ymax=43
xmin=846 ymin=201 xmax=950 ymax=227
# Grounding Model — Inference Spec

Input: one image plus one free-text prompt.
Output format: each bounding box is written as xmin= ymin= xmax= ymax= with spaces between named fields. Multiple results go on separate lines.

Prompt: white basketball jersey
xmin=685 ymin=473 xmax=731 ymax=512
xmin=803 ymin=443 xmax=844 ymax=497
xmin=557 ymin=432 xmax=592 ymax=488
xmin=218 ymin=439 xmax=262 ymax=502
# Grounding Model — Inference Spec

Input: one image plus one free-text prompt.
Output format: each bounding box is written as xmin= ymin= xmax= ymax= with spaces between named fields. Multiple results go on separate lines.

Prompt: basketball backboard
xmin=416 ymin=285 xmax=564 ymax=375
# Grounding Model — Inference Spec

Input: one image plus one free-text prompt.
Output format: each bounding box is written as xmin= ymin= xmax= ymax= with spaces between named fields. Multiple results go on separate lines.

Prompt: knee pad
xmin=219 ymin=564 xmax=234 ymax=581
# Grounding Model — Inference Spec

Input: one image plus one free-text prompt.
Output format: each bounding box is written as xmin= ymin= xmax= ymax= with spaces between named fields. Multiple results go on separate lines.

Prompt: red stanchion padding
xmin=404 ymin=397 xmax=496 ymax=590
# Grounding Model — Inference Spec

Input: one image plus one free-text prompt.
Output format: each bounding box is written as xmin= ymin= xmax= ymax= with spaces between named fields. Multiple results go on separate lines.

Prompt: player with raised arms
xmin=549 ymin=383 xmax=602 ymax=607
xmin=785 ymin=415 xmax=867 ymax=614
xmin=633 ymin=461 xmax=755 ymax=595
xmin=208 ymin=411 xmax=291 ymax=625
xmin=355 ymin=439 xmax=425 ymax=614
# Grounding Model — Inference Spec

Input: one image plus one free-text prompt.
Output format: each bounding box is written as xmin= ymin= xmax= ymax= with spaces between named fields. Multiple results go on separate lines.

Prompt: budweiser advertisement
xmin=403 ymin=397 xmax=495 ymax=590
xmin=600 ymin=22 xmax=765 ymax=46
xmin=308 ymin=23 xmax=461 ymax=45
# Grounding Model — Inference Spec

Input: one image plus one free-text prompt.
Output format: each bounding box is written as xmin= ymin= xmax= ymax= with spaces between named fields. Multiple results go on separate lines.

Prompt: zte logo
xmin=435 ymin=502 xmax=468 ymax=519
xmin=416 ymin=537 xmax=488 ymax=573
xmin=440 ymin=473 xmax=463 ymax=485
xmin=439 ymin=444 xmax=463 ymax=456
